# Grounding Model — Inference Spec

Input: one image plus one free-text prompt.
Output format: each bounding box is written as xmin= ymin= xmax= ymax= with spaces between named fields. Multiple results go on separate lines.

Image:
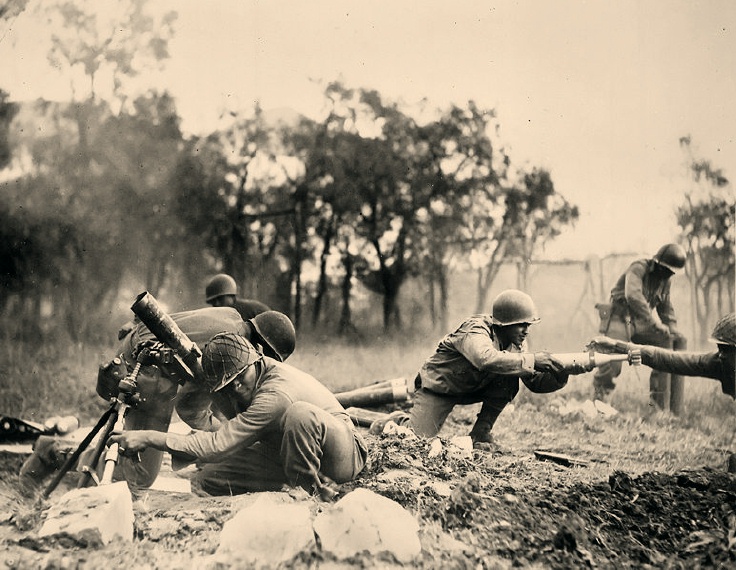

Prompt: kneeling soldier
xmin=110 ymin=333 xmax=367 ymax=499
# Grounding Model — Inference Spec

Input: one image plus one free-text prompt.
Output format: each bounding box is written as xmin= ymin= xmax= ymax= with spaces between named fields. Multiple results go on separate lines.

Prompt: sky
xmin=2 ymin=0 xmax=735 ymax=260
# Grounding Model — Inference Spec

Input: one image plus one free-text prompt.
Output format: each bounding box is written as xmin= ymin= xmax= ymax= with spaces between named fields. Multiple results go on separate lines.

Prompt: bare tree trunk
xmin=338 ymin=252 xmax=354 ymax=335
xmin=312 ymin=219 xmax=334 ymax=327
xmin=438 ymin=265 xmax=449 ymax=332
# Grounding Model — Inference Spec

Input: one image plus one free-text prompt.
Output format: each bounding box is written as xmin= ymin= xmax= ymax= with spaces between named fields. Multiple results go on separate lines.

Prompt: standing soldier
xmin=594 ymin=243 xmax=687 ymax=410
xmin=205 ymin=273 xmax=270 ymax=321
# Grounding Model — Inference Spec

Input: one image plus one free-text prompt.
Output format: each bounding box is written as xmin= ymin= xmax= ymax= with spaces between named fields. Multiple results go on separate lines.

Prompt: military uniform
xmin=627 ymin=345 xmax=734 ymax=400
xmin=594 ymin=258 xmax=686 ymax=402
xmin=20 ymin=307 xmax=246 ymax=491
xmin=165 ymin=358 xmax=368 ymax=495
xmin=410 ymin=314 xmax=569 ymax=438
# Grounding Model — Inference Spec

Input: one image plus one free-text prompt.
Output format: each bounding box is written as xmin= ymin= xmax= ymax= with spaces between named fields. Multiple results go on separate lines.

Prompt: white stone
xmin=314 ymin=488 xmax=421 ymax=563
xmin=39 ymin=481 xmax=134 ymax=544
xmin=594 ymin=399 xmax=619 ymax=417
xmin=215 ymin=493 xmax=315 ymax=565
xmin=427 ymin=438 xmax=443 ymax=458
xmin=448 ymin=436 xmax=473 ymax=459
xmin=581 ymin=399 xmax=598 ymax=418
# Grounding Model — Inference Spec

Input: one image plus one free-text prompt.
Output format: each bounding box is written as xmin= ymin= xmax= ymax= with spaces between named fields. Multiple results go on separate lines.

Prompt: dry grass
xmin=2 ymin=335 xmax=734 ymax=480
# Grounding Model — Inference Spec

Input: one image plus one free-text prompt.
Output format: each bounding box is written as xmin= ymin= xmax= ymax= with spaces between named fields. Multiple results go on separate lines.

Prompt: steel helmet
xmin=653 ymin=243 xmax=686 ymax=272
xmin=205 ymin=274 xmax=238 ymax=303
xmin=251 ymin=311 xmax=296 ymax=362
xmin=201 ymin=333 xmax=263 ymax=392
xmin=491 ymin=289 xmax=541 ymax=326
xmin=710 ymin=313 xmax=736 ymax=346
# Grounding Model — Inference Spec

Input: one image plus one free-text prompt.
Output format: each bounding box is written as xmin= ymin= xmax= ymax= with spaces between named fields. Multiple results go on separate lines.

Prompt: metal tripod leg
xmin=41 ymin=405 xmax=115 ymax=499
xmin=76 ymin=408 xmax=120 ymax=489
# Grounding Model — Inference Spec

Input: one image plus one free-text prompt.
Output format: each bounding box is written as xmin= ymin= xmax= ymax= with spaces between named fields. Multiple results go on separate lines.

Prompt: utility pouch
xmin=595 ymin=303 xmax=612 ymax=334
xmin=96 ymin=355 xmax=129 ymax=400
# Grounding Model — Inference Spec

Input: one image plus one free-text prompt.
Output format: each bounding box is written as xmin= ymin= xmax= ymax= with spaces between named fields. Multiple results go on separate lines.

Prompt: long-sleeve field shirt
xmin=634 ymin=345 xmax=735 ymax=399
xmin=417 ymin=314 xmax=568 ymax=396
xmin=165 ymin=359 xmax=356 ymax=462
xmin=610 ymin=259 xmax=677 ymax=332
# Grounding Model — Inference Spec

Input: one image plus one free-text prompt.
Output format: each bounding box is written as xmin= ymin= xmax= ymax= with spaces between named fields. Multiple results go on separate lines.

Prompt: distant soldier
xmin=593 ymin=243 xmax=687 ymax=407
xmin=590 ymin=312 xmax=736 ymax=471
xmin=205 ymin=273 xmax=270 ymax=321
xmin=590 ymin=312 xmax=735 ymax=401
xmin=110 ymin=333 xmax=367 ymax=499
xmin=393 ymin=290 xmax=585 ymax=450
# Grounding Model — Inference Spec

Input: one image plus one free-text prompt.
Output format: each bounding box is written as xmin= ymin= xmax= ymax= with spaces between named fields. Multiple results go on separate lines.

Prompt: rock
xmin=314 ymin=488 xmax=421 ymax=563
xmin=215 ymin=492 xmax=315 ymax=566
xmin=594 ymin=399 xmax=619 ymax=417
xmin=448 ymin=436 xmax=473 ymax=459
xmin=39 ymin=481 xmax=134 ymax=544
xmin=427 ymin=438 xmax=443 ymax=458
xmin=581 ymin=399 xmax=598 ymax=418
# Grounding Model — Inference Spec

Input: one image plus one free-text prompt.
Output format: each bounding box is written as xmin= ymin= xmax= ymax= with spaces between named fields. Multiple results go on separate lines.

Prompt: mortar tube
xmin=334 ymin=378 xmax=409 ymax=408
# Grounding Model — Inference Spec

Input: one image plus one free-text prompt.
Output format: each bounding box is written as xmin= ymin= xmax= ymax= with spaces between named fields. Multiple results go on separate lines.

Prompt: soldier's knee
xmin=282 ymin=402 xmax=322 ymax=434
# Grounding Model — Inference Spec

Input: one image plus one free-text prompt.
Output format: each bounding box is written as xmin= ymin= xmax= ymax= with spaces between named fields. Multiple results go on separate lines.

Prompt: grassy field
xmin=2 ymin=332 xmax=735 ymax=568
xmin=2 ymin=329 xmax=732 ymax=443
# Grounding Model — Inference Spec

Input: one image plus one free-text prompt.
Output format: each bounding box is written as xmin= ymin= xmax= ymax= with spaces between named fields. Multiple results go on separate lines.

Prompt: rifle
xmin=42 ymin=292 xmax=203 ymax=498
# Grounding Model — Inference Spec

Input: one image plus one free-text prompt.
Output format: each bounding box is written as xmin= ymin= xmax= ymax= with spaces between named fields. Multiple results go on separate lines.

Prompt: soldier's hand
xmin=109 ymin=430 xmax=167 ymax=454
xmin=652 ymin=322 xmax=671 ymax=338
xmin=132 ymin=340 xmax=166 ymax=363
xmin=533 ymin=352 xmax=565 ymax=375
xmin=586 ymin=336 xmax=620 ymax=353
xmin=566 ymin=362 xmax=590 ymax=375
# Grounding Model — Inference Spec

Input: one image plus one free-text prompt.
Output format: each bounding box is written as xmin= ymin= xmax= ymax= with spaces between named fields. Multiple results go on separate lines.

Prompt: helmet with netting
xmin=710 ymin=313 xmax=736 ymax=347
xmin=491 ymin=289 xmax=541 ymax=326
xmin=205 ymin=274 xmax=238 ymax=303
xmin=653 ymin=243 xmax=686 ymax=272
xmin=201 ymin=333 xmax=263 ymax=392
xmin=251 ymin=311 xmax=296 ymax=362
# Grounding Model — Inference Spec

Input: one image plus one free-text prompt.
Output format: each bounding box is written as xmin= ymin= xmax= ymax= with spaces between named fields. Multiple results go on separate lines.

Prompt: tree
xmin=506 ymin=167 xmax=579 ymax=291
xmin=40 ymin=0 xmax=176 ymax=106
xmin=414 ymin=102 xmax=507 ymax=329
xmin=0 ymin=90 xmax=19 ymax=169
xmin=676 ymin=137 xmax=734 ymax=343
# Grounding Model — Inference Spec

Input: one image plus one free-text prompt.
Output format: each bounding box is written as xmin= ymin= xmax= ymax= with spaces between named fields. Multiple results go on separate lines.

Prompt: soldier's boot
xmin=469 ymin=420 xmax=499 ymax=452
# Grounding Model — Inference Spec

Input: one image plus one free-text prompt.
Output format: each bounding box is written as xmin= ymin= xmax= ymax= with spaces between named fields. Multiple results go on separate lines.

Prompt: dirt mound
xmin=1 ymin=429 xmax=735 ymax=569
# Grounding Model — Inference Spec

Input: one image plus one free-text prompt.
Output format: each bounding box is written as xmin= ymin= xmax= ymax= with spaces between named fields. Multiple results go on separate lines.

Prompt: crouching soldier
xmin=19 ymin=308 xmax=295 ymax=493
xmin=388 ymin=290 xmax=585 ymax=450
xmin=110 ymin=333 xmax=367 ymax=499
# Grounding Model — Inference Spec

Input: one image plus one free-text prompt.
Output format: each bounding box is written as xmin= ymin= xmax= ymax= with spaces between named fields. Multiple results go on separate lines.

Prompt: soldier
xmin=593 ymin=243 xmax=687 ymax=407
xmin=19 ymin=308 xmax=296 ymax=492
xmin=590 ymin=312 xmax=736 ymax=471
xmin=394 ymin=290 xmax=585 ymax=450
xmin=590 ymin=312 xmax=735 ymax=402
xmin=110 ymin=333 xmax=367 ymax=500
xmin=205 ymin=273 xmax=270 ymax=321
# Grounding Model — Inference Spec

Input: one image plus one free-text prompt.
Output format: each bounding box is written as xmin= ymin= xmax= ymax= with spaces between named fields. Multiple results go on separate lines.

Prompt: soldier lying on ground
xmin=19 ymin=307 xmax=295 ymax=493
xmin=375 ymin=289 xmax=588 ymax=450
xmin=109 ymin=333 xmax=367 ymax=500
xmin=588 ymin=312 xmax=736 ymax=401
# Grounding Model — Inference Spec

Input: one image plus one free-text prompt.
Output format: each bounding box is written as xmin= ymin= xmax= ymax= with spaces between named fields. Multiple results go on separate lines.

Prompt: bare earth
xmin=1 ymin=399 xmax=735 ymax=569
